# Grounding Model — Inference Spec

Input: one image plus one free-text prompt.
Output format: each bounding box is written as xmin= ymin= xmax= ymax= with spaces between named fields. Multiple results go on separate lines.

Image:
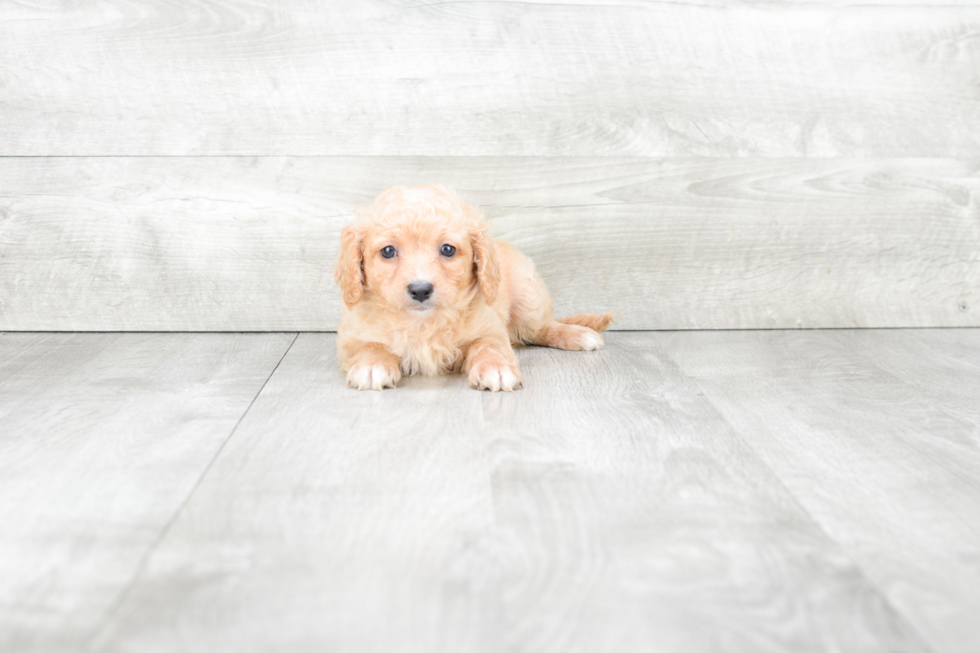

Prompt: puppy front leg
xmin=341 ymin=339 xmax=402 ymax=390
xmin=465 ymin=336 xmax=523 ymax=392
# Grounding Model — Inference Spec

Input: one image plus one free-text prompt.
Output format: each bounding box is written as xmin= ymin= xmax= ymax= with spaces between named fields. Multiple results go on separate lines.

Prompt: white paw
xmin=469 ymin=363 xmax=523 ymax=392
xmin=347 ymin=362 xmax=400 ymax=390
xmin=578 ymin=330 xmax=604 ymax=351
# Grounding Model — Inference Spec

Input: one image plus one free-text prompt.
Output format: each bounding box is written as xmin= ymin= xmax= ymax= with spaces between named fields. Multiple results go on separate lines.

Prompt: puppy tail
xmin=557 ymin=311 xmax=614 ymax=333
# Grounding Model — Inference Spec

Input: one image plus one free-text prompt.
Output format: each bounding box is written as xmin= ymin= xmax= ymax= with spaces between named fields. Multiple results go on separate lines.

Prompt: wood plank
xmin=482 ymin=338 xmax=927 ymax=653
xmin=825 ymin=329 xmax=980 ymax=430
xmin=1 ymin=1 xmax=978 ymax=156
xmin=87 ymin=333 xmax=501 ymax=653
xmin=0 ymin=332 xmax=295 ymax=653
xmin=90 ymin=333 xmax=927 ymax=653
xmin=658 ymin=329 xmax=980 ymax=653
xmin=1 ymin=156 xmax=977 ymax=330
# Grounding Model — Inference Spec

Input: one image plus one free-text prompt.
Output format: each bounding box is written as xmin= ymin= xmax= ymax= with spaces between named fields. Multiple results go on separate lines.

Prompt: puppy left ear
xmin=335 ymin=222 xmax=365 ymax=308
xmin=471 ymin=223 xmax=501 ymax=305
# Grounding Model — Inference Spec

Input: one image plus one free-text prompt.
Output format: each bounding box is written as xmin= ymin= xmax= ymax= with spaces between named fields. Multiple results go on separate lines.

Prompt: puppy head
xmin=335 ymin=184 xmax=500 ymax=313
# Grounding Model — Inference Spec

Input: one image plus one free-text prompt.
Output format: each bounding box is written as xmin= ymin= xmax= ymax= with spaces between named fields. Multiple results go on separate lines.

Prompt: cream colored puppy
xmin=335 ymin=184 xmax=612 ymax=391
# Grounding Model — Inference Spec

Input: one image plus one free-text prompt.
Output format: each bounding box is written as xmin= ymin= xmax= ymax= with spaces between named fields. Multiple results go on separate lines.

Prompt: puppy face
xmin=362 ymin=218 xmax=474 ymax=314
xmin=336 ymin=185 xmax=499 ymax=314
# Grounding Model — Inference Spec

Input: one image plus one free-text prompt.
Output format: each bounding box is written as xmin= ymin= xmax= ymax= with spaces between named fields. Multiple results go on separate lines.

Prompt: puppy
xmin=335 ymin=184 xmax=612 ymax=391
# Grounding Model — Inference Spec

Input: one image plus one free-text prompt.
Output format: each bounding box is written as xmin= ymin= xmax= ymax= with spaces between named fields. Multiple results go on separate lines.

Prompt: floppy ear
xmin=471 ymin=223 xmax=501 ymax=305
xmin=335 ymin=223 xmax=365 ymax=308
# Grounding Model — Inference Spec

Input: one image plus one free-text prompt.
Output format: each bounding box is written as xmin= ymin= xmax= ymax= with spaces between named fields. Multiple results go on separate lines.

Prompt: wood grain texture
xmin=828 ymin=329 xmax=980 ymax=431
xmin=0 ymin=332 xmax=294 ymax=653
xmin=88 ymin=333 xmax=502 ymax=653
xmin=481 ymin=337 xmax=926 ymax=653
xmin=2 ymin=156 xmax=977 ymax=331
xmin=1 ymin=0 xmax=979 ymax=156
xmin=88 ymin=333 xmax=927 ymax=653
xmin=659 ymin=329 xmax=980 ymax=653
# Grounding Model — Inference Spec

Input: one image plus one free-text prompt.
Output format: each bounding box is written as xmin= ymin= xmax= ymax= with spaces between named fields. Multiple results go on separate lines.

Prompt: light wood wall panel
xmin=1 ymin=0 xmax=978 ymax=157
xmin=1 ymin=157 xmax=976 ymax=331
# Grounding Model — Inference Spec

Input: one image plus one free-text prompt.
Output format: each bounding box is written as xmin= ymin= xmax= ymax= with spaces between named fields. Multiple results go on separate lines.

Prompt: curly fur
xmin=335 ymin=184 xmax=612 ymax=391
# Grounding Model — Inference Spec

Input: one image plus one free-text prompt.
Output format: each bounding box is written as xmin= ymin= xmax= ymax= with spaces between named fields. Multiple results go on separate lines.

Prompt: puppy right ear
xmin=471 ymin=223 xmax=501 ymax=305
xmin=335 ymin=223 xmax=364 ymax=308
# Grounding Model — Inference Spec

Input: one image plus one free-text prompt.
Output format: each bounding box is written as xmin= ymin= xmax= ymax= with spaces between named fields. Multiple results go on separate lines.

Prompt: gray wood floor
xmin=3 ymin=330 xmax=978 ymax=653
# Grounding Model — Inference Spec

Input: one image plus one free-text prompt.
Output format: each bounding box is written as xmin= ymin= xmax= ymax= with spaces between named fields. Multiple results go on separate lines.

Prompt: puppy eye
xmin=380 ymin=245 xmax=396 ymax=259
xmin=440 ymin=244 xmax=456 ymax=257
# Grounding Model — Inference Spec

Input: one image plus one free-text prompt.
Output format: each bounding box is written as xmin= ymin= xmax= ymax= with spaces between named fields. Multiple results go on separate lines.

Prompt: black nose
xmin=407 ymin=281 xmax=434 ymax=303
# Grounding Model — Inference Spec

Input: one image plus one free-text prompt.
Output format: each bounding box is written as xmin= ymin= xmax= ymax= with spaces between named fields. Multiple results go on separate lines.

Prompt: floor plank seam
xmin=659 ymin=348 xmax=939 ymax=653
xmin=76 ymin=332 xmax=300 ymax=653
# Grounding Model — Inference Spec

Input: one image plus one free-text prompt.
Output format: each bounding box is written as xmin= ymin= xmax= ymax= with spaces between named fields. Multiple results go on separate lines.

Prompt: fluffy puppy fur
xmin=335 ymin=184 xmax=612 ymax=391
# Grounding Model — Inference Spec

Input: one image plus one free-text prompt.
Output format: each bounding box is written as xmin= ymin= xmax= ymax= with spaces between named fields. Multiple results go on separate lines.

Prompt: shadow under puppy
xmin=335 ymin=184 xmax=612 ymax=391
